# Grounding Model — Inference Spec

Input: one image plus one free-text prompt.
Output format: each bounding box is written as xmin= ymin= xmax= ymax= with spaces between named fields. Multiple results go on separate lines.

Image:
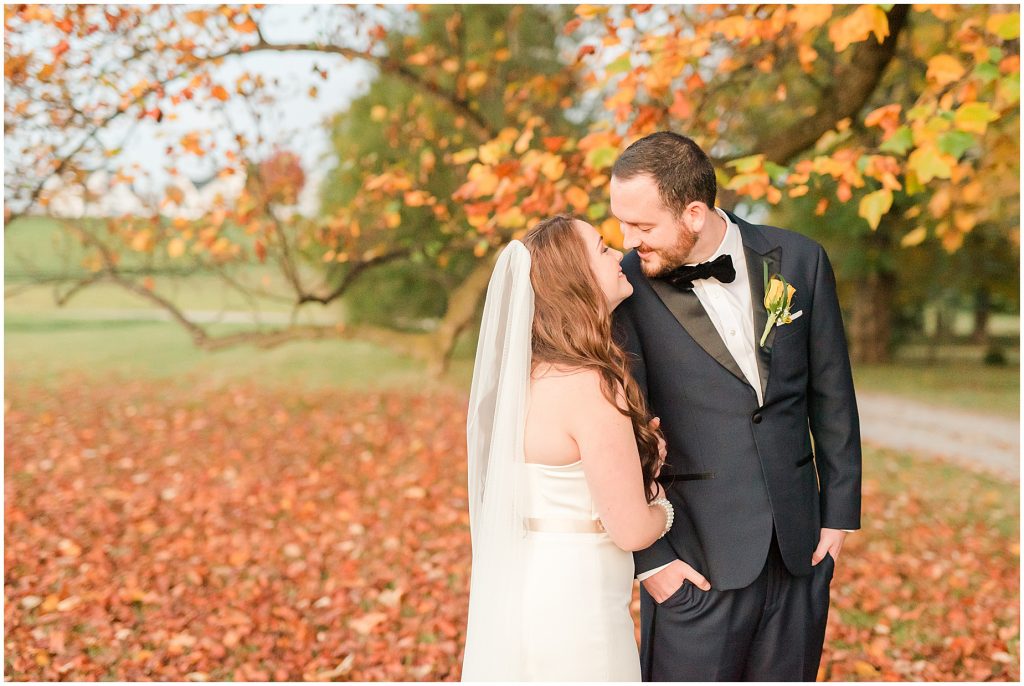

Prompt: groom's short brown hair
xmin=611 ymin=131 xmax=717 ymax=219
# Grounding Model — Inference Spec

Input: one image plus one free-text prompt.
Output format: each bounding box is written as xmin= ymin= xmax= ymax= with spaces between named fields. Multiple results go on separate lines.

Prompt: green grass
xmin=853 ymin=361 xmax=1019 ymax=418
xmin=5 ymin=216 xmax=311 ymax=313
xmin=5 ymin=312 xmax=474 ymax=393
xmin=6 ymin=308 xmax=1017 ymax=415
xmin=7 ymin=215 xmax=1017 ymax=409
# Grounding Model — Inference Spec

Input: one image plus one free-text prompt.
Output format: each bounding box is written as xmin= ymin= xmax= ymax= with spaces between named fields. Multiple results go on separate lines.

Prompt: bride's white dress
xmin=462 ymin=241 xmax=642 ymax=681
xmin=520 ymin=459 xmax=641 ymax=681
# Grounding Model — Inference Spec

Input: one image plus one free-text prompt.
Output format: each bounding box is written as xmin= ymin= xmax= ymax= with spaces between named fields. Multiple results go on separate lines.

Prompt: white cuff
xmin=636 ymin=561 xmax=674 ymax=581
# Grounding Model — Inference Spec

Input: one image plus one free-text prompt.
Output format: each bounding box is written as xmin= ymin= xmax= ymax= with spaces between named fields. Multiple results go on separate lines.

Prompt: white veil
xmin=461 ymin=240 xmax=533 ymax=681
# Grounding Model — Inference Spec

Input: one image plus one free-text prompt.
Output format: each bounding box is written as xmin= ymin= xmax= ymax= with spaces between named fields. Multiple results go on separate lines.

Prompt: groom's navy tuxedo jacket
xmin=613 ymin=210 xmax=862 ymax=592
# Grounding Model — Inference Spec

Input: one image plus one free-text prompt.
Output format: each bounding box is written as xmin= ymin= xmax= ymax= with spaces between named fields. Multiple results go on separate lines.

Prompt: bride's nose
xmin=613 ymin=249 xmax=624 ymax=262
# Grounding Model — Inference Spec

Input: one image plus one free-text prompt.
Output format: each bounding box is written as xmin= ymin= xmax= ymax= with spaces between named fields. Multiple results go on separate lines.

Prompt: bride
xmin=462 ymin=215 xmax=674 ymax=681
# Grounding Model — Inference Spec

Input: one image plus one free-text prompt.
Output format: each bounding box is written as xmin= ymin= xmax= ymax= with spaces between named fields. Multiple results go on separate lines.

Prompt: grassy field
xmin=853 ymin=361 xmax=1019 ymax=418
xmin=7 ymin=214 xmax=1018 ymax=411
xmin=6 ymin=305 xmax=1014 ymax=417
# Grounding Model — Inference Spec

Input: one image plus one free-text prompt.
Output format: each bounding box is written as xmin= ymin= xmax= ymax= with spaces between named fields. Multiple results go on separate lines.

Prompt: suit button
xmin=752 ymin=413 xmax=763 ymax=424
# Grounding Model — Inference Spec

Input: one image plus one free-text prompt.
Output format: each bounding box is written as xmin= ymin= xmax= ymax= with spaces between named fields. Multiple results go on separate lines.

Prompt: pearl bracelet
xmin=651 ymin=497 xmax=674 ymax=539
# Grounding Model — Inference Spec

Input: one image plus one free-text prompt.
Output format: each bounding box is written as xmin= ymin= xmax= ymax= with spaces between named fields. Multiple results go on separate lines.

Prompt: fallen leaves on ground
xmin=5 ymin=377 xmax=1019 ymax=680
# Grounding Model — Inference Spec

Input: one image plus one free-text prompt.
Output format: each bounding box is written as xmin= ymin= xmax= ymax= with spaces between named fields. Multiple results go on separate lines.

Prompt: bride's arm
xmin=563 ymin=369 xmax=667 ymax=552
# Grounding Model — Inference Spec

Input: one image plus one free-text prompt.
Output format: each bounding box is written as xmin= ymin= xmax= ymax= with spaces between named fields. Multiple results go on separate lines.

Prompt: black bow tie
xmin=662 ymin=254 xmax=736 ymax=291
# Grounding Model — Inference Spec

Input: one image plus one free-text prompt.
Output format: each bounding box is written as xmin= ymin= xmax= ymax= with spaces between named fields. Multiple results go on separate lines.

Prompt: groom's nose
xmin=621 ymin=225 xmax=640 ymax=250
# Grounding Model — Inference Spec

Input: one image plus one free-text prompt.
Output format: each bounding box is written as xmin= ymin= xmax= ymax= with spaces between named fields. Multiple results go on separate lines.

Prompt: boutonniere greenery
xmin=760 ymin=261 xmax=803 ymax=348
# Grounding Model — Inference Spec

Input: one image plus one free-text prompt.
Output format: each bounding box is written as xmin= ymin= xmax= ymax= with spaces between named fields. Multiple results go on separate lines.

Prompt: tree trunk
xmin=848 ymin=271 xmax=896 ymax=364
xmin=425 ymin=249 xmax=501 ymax=378
xmin=971 ymin=286 xmax=991 ymax=345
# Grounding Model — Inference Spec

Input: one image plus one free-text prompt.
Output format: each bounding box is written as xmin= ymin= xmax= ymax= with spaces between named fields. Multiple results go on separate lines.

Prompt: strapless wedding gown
xmin=520 ymin=460 xmax=641 ymax=681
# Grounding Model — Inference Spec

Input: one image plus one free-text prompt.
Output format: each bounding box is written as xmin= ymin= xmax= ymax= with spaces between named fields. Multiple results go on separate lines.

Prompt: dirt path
xmin=857 ymin=390 xmax=1019 ymax=482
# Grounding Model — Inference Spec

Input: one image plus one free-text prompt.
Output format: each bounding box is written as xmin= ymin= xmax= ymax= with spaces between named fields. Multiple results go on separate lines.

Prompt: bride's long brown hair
xmin=521 ymin=214 xmax=664 ymax=502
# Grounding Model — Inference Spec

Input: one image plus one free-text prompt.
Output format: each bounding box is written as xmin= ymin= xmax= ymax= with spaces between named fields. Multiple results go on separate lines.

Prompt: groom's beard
xmin=640 ymin=224 xmax=700 ymax=278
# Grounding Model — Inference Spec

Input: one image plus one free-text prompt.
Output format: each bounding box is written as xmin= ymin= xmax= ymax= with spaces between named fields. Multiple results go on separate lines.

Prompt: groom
xmin=610 ymin=131 xmax=861 ymax=681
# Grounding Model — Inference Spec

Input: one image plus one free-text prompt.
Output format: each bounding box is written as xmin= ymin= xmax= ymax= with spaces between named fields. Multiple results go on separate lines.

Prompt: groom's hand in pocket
xmin=641 ymin=559 xmax=711 ymax=603
xmin=811 ymin=527 xmax=848 ymax=567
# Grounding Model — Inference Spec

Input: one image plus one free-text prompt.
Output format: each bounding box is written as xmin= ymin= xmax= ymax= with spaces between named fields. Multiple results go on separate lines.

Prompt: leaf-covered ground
xmin=5 ymin=378 xmax=1019 ymax=681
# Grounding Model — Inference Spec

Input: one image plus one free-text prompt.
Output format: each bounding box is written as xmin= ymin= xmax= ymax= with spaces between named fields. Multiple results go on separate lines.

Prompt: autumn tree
xmin=455 ymin=4 xmax=1020 ymax=362
xmin=6 ymin=5 xmax=1019 ymax=368
xmin=4 ymin=4 xmax=578 ymax=373
xmin=316 ymin=5 xmax=575 ymax=342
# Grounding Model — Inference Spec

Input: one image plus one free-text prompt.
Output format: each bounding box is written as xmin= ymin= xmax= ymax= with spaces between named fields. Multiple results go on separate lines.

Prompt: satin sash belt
xmin=525 ymin=517 xmax=606 ymax=533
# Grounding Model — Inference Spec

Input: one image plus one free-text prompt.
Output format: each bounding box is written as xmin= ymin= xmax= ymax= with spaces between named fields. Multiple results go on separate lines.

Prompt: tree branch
xmin=298 ymin=248 xmax=412 ymax=305
xmin=212 ymin=38 xmax=495 ymax=141
xmin=755 ymin=4 xmax=911 ymax=165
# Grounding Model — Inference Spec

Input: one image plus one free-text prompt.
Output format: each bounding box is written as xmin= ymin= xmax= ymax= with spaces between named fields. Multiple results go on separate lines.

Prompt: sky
xmin=91 ymin=5 xmax=384 ymax=216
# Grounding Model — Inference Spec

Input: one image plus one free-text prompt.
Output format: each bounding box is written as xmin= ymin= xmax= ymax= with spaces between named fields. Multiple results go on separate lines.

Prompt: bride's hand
xmin=649 ymin=416 xmax=667 ymax=477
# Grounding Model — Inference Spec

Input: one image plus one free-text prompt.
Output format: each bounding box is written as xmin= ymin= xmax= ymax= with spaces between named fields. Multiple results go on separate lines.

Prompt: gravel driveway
xmin=856 ymin=390 xmax=1019 ymax=482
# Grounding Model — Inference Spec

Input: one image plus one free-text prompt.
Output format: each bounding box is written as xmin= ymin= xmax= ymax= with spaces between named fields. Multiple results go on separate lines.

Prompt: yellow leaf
xmin=165 ymin=185 xmax=185 ymax=205
xmin=907 ymin=145 xmax=954 ymax=184
xmin=467 ymin=164 xmax=500 ymax=195
xmin=798 ymin=44 xmax=818 ymax=72
xmin=575 ymin=4 xmax=609 ymax=19
xmin=514 ymin=127 xmax=534 ymax=154
xmin=478 ymin=140 xmax=505 ymax=165
xmin=540 ymin=154 xmax=566 ymax=181
xmin=406 ymin=52 xmax=429 ymax=67
xmin=370 ymin=105 xmax=388 ymax=122
xmin=987 ymin=11 xmax=1020 ymax=40
xmin=854 ymin=661 xmax=879 ymax=678
xmin=900 ymin=226 xmax=927 ymax=247
xmin=954 ymin=102 xmax=999 ymax=135
xmin=131 ymin=230 xmax=152 ymax=252
xmin=926 ymin=54 xmax=965 ymax=87
xmin=953 ymin=210 xmax=977 ymax=233
xmin=858 ymin=188 xmax=893 ymax=230
xmin=496 ymin=207 xmax=525 ymax=229
xmin=466 ymin=71 xmax=488 ymax=91
xmin=451 ymin=148 xmax=477 ymax=165
xmin=829 ymin=5 xmax=889 ymax=53
xmin=167 ymin=238 xmax=186 ymax=258
xmin=565 ymin=186 xmax=590 ymax=212
xmin=789 ymin=5 xmax=833 ymax=32
xmin=600 ymin=217 xmax=623 ymax=249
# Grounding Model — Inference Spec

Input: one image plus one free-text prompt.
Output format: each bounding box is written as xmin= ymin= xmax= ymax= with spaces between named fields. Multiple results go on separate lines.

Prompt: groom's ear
xmin=684 ymin=201 xmax=709 ymax=232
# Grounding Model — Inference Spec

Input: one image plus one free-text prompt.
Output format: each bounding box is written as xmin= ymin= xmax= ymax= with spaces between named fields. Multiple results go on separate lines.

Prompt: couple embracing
xmin=462 ymin=132 xmax=862 ymax=682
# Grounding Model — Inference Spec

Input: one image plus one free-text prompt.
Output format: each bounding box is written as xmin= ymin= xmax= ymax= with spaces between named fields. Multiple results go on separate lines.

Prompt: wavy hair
xmin=521 ymin=215 xmax=663 ymax=501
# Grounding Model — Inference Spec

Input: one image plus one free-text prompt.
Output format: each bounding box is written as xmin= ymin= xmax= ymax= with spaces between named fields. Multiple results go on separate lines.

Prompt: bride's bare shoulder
xmin=530 ymin=364 xmax=622 ymax=410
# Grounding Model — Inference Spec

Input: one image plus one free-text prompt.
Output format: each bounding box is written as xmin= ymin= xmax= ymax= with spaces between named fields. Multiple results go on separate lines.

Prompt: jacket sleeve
xmin=807 ymin=243 xmax=862 ymax=530
xmin=613 ymin=301 xmax=680 ymax=575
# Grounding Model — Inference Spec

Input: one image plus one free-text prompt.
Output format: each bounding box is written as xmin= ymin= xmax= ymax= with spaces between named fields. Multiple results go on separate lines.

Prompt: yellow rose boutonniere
xmin=760 ymin=262 xmax=803 ymax=348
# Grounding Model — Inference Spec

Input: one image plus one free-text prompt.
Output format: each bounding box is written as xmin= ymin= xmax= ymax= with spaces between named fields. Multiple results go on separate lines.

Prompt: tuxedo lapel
xmin=649 ymin=278 xmax=749 ymax=387
xmin=732 ymin=211 xmax=782 ymax=405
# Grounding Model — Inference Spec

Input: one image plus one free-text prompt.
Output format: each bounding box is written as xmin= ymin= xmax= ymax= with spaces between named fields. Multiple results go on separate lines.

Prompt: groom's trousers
xmin=639 ymin=527 xmax=833 ymax=681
